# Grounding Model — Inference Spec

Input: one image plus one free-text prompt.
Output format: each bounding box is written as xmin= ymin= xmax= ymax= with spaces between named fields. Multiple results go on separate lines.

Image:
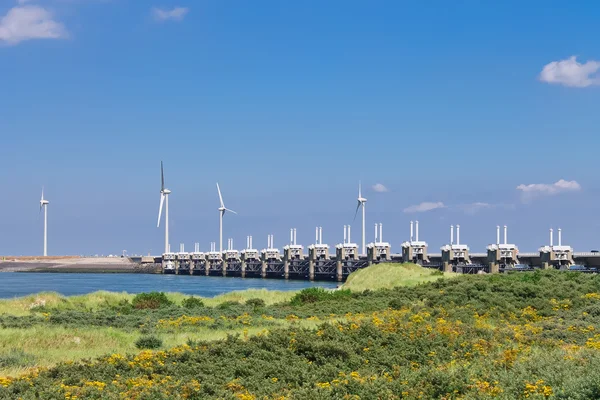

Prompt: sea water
xmin=0 ymin=272 xmax=338 ymax=298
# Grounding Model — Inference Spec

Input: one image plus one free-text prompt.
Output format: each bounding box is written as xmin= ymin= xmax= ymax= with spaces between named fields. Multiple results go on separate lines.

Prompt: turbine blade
xmin=358 ymin=181 xmax=361 ymax=198
xmin=353 ymin=201 xmax=361 ymax=221
xmin=216 ymin=183 xmax=224 ymax=208
xmin=157 ymin=193 xmax=165 ymax=227
xmin=225 ymin=208 xmax=237 ymax=215
xmin=160 ymin=161 xmax=165 ymax=192
xmin=41 ymin=186 xmax=44 ymax=201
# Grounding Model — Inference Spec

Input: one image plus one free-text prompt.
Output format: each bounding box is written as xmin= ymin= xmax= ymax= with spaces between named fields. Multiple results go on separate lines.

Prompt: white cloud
xmin=458 ymin=202 xmax=493 ymax=215
xmin=372 ymin=183 xmax=388 ymax=193
xmin=516 ymin=179 xmax=581 ymax=201
xmin=152 ymin=6 xmax=189 ymax=22
xmin=539 ymin=56 xmax=600 ymax=88
xmin=403 ymin=201 xmax=446 ymax=213
xmin=0 ymin=5 xmax=67 ymax=45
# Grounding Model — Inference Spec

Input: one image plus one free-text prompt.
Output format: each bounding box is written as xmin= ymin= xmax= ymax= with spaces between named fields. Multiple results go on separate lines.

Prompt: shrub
xmin=217 ymin=300 xmax=240 ymax=310
xmin=0 ymin=349 xmax=35 ymax=368
xmin=135 ymin=335 xmax=162 ymax=349
xmin=110 ymin=299 xmax=133 ymax=314
xmin=132 ymin=292 xmax=173 ymax=310
xmin=388 ymin=298 xmax=405 ymax=310
xmin=245 ymin=298 xmax=266 ymax=308
xmin=182 ymin=296 xmax=205 ymax=309
xmin=290 ymin=287 xmax=352 ymax=305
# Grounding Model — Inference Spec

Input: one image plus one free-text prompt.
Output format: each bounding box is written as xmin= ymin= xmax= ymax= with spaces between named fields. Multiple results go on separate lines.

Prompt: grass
xmin=0 ymin=323 xmax=300 ymax=377
xmin=0 ymin=264 xmax=443 ymax=316
xmin=342 ymin=262 xmax=454 ymax=291
xmin=0 ymin=265 xmax=451 ymax=377
xmin=0 ymin=289 xmax=295 ymax=317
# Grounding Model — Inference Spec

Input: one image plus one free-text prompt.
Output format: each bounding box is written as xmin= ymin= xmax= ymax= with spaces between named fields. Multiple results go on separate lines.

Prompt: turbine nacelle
xmin=40 ymin=187 xmax=49 ymax=209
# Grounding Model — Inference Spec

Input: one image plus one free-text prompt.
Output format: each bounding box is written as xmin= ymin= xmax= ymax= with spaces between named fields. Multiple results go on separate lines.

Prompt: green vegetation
xmin=289 ymin=287 xmax=352 ymax=305
xmin=182 ymin=296 xmax=205 ymax=309
xmin=135 ymin=335 xmax=163 ymax=350
xmin=245 ymin=298 xmax=265 ymax=308
xmin=132 ymin=292 xmax=174 ymax=309
xmin=4 ymin=267 xmax=600 ymax=398
xmin=342 ymin=262 xmax=453 ymax=291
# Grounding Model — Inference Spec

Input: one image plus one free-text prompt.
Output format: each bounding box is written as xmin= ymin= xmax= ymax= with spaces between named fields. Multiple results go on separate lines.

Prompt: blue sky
xmin=1 ymin=0 xmax=599 ymax=256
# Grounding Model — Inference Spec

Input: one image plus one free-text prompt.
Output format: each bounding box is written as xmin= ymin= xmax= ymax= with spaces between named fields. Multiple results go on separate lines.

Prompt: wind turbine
xmin=39 ymin=187 xmax=49 ymax=256
xmin=216 ymin=183 xmax=237 ymax=252
xmin=157 ymin=161 xmax=171 ymax=254
xmin=354 ymin=182 xmax=367 ymax=255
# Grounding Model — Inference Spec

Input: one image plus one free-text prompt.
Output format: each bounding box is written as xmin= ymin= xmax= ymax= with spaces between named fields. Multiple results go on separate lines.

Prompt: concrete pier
xmin=401 ymin=221 xmax=428 ymax=264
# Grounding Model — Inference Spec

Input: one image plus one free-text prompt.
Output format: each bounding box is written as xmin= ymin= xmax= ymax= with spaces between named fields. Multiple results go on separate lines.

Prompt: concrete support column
xmin=443 ymin=261 xmax=452 ymax=274
xmin=175 ymin=260 xmax=179 ymax=275
xmin=308 ymin=247 xmax=315 ymax=281
xmin=261 ymin=260 xmax=267 ymax=278
xmin=367 ymin=247 xmax=374 ymax=266
xmin=222 ymin=260 xmax=227 ymax=277
xmin=402 ymin=247 xmax=412 ymax=265
xmin=241 ymin=259 xmax=247 ymax=278
xmin=489 ymin=262 xmax=499 ymax=274
xmin=283 ymin=249 xmax=290 ymax=280
xmin=336 ymin=248 xmax=344 ymax=282
xmin=205 ymin=262 xmax=210 ymax=276
xmin=542 ymin=262 xmax=551 ymax=270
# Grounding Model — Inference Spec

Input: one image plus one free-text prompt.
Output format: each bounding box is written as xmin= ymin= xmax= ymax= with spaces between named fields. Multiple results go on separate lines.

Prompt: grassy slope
xmin=0 ymin=289 xmax=296 ymax=376
xmin=0 ymin=325 xmax=280 ymax=377
xmin=342 ymin=262 xmax=454 ymax=291
xmin=0 ymin=289 xmax=295 ymax=317
xmin=0 ymin=263 xmax=443 ymax=316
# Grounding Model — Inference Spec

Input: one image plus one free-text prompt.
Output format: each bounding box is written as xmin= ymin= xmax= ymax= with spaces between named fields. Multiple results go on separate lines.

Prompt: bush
xmin=132 ymin=292 xmax=173 ymax=310
xmin=110 ymin=299 xmax=133 ymax=314
xmin=135 ymin=335 xmax=162 ymax=349
xmin=290 ymin=287 xmax=352 ymax=305
xmin=182 ymin=296 xmax=205 ymax=309
xmin=388 ymin=298 xmax=405 ymax=310
xmin=186 ymin=338 xmax=201 ymax=347
xmin=245 ymin=298 xmax=266 ymax=308
xmin=217 ymin=300 xmax=240 ymax=310
xmin=0 ymin=349 xmax=36 ymax=368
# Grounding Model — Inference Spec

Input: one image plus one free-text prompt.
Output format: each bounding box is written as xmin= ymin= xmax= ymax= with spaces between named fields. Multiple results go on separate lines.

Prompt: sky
xmin=1 ymin=0 xmax=600 ymax=256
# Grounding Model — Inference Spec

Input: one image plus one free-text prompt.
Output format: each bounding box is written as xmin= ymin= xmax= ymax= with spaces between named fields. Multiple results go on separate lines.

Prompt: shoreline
xmin=0 ymin=257 xmax=153 ymax=274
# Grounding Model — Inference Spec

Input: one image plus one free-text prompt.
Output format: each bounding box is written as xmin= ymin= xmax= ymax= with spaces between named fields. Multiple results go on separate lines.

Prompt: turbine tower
xmin=39 ymin=188 xmax=49 ymax=256
xmin=216 ymin=183 xmax=237 ymax=252
xmin=157 ymin=161 xmax=171 ymax=254
xmin=354 ymin=182 xmax=367 ymax=255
